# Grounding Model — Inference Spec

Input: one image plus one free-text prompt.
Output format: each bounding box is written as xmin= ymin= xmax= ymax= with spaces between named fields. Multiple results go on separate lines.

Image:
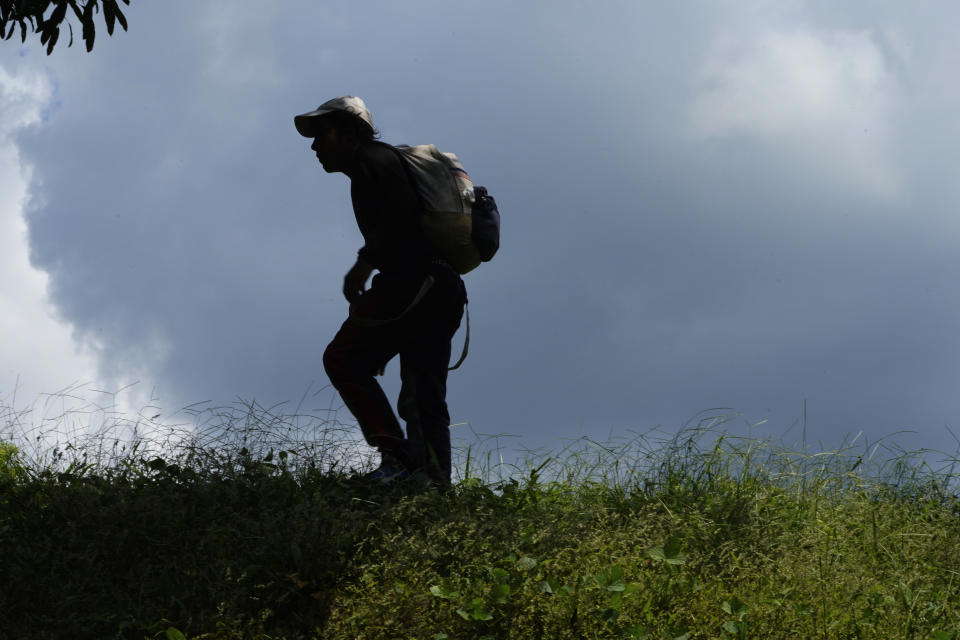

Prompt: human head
xmin=296 ymin=96 xmax=378 ymax=173
xmin=294 ymin=95 xmax=377 ymax=141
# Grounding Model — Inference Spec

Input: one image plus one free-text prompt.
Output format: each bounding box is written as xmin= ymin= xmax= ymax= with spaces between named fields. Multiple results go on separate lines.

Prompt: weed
xmin=1 ymin=393 xmax=959 ymax=638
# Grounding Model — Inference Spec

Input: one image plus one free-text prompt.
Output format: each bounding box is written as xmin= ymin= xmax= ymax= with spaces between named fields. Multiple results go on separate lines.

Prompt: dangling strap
xmin=348 ymin=276 xmax=435 ymax=327
xmin=348 ymin=273 xmax=469 ymax=371
xmin=448 ymin=303 xmax=469 ymax=371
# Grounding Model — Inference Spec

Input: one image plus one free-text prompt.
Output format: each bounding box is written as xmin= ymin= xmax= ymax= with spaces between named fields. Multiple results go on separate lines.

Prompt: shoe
xmin=363 ymin=463 xmax=411 ymax=485
xmin=405 ymin=470 xmax=435 ymax=491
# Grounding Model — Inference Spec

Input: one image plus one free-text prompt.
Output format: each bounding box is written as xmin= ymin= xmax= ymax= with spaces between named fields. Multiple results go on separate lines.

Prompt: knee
xmin=323 ymin=342 xmax=345 ymax=382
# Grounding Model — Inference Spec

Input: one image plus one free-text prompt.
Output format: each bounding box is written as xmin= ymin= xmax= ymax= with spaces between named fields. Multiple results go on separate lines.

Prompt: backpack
xmin=392 ymin=144 xmax=500 ymax=274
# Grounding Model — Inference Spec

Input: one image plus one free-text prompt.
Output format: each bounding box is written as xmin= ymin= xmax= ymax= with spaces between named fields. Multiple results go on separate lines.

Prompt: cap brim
xmin=294 ymin=108 xmax=334 ymax=137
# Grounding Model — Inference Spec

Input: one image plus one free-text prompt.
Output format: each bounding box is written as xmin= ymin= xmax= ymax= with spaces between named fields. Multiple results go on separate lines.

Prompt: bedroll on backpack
xmin=393 ymin=144 xmax=500 ymax=274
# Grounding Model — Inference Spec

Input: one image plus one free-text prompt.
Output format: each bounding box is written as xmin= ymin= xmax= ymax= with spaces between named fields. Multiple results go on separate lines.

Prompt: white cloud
xmin=689 ymin=28 xmax=900 ymax=197
xmin=0 ymin=64 xmax=100 ymax=409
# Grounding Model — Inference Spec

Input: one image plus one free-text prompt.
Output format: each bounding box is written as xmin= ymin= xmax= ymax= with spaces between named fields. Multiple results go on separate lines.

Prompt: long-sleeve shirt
xmin=347 ymin=141 xmax=439 ymax=275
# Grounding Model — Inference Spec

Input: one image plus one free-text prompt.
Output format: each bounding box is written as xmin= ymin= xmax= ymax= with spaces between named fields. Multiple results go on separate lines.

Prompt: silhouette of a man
xmin=295 ymin=96 xmax=466 ymax=487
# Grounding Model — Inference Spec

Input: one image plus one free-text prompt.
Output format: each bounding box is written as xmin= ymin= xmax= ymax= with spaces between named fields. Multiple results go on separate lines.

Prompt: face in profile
xmin=310 ymin=121 xmax=343 ymax=173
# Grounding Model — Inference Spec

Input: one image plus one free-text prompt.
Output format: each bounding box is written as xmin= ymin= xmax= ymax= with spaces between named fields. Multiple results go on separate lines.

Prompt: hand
xmin=343 ymin=259 xmax=374 ymax=303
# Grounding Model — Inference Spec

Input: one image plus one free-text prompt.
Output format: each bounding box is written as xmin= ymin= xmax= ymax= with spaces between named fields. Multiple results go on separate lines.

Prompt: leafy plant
xmin=3 ymin=394 xmax=960 ymax=638
xmin=647 ymin=538 xmax=687 ymax=566
xmin=720 ymin=596 xmax=748 ymax=639
xmin=1 ymin=0 xmax=132 ymax=54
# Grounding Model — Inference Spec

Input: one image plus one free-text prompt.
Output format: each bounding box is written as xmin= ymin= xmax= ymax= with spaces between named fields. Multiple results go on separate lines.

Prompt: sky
xmin=2 ymin=1 xmax=960 ymax=468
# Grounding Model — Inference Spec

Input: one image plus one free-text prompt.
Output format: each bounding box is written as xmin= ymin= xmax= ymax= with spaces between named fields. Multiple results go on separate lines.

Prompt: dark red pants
xmin=323 ymin=265 xmax=466 ymax=483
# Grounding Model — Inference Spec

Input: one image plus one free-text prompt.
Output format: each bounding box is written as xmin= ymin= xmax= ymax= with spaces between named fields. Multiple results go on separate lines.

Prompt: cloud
xmin=0 ymin=63 xmax=99 ymax=407
xmin=0 ymin=66 xmax=51 ymax=132
xmin=689 ymin=28 xmax=900 ymax=197
xmin=7 ymin=2 xmax=960 ymax=464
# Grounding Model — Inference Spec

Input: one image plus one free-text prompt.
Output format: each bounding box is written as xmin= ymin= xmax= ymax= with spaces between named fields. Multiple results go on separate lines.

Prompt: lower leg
xmin=397 ymin=364 xmax=426 ymax=471
xmin=422 ymin=427 xmax=452 ymax=484
xmin=401 ymin=353 xmax=453 ymax=484
xmin=323 ymin=325 xmax=404 ymax=455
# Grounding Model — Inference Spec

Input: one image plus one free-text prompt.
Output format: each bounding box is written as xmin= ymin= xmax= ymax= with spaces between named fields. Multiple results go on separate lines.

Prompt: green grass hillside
xmin=1 ymin=402 xmax=958 ymax=639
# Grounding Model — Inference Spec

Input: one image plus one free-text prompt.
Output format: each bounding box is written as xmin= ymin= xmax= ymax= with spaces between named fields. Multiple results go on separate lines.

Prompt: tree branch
xmin=1 ymin=0 xmax=130 ymax=53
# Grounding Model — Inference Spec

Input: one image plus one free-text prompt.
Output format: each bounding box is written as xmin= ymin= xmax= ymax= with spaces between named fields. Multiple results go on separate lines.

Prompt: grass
xmin=1 ymin=391 xmax=959 ymax=639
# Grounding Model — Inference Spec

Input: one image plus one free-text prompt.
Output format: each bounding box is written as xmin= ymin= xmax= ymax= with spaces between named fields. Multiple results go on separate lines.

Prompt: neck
xmin=340 ymin=139 xmax=363 ymax=176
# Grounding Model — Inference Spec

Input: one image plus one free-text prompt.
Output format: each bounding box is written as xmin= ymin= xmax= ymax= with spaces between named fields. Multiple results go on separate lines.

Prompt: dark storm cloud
xmin=5 ymin=1 xmax=960 ymax=462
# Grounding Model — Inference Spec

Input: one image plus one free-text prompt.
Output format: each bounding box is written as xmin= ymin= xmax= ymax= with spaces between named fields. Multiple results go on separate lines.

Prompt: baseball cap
xmin=294 ymin=95 xmax=374 ymax=137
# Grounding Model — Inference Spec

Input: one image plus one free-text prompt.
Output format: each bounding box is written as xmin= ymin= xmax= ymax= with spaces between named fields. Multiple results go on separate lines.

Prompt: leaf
xmin=49 ymin=1 xmax=68 ymax=28
xmin=81 ymin=0 xmax=95 ymax=51
xmin=45 ymin=26 xmax=58 ymax=52
xmin=596 ymin=564 xmax=625 ymax=591
xmin=114 ymin=6 xmax=126 ymax=31
xmin=103 ymin=1 xmax=114 ymax=35
xmin=165 ymin=628 xmax=187 ymax=640
xmin=647 ymin=538 xmax=686 ymax=565
xmin=516 ymin=556 xmax=537 ymax=571
xmin=722 ymin=596 xmax=747 ymax=618
xmin=491 ymin=583 xmax=510 ymax=604
xmin=429 ymin=584 xmax=460 ymax=600
xmin=625 ymin=624 xmax=651 ymax=640
xmin=456 ymin=598 xmax=493 ymax=620
xmin=610 ymin=564 xmax=624 ymax=581
xmin=471 ymin=608 xmax=493 ymax=621
xmin=663 ymin=537 xmax=686 ymax=563
xmin=488 ymin=567 xmax=509 ymax=583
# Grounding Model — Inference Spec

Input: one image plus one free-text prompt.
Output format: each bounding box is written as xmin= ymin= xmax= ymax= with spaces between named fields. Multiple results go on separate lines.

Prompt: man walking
xmin=294 ymin=96 xmax=466 ymax=487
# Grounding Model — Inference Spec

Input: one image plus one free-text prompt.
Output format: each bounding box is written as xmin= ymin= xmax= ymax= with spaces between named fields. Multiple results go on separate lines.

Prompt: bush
xmin=1 ymin=396 xmax=959 ymax=639
xmin=0 ymin=440 xmax=24 ymax=483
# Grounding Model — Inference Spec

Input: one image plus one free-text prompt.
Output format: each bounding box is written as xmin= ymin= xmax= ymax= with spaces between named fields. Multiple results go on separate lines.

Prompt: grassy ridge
xmin=1 ymin=402 xmax=959 ymax=639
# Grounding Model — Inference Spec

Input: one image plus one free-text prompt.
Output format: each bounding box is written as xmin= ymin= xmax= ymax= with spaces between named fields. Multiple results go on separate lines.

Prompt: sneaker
xmin=405 ymin=470 xmax=435 ymax=491
xmin=363 ymin=463 xmax=411 ymax=485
